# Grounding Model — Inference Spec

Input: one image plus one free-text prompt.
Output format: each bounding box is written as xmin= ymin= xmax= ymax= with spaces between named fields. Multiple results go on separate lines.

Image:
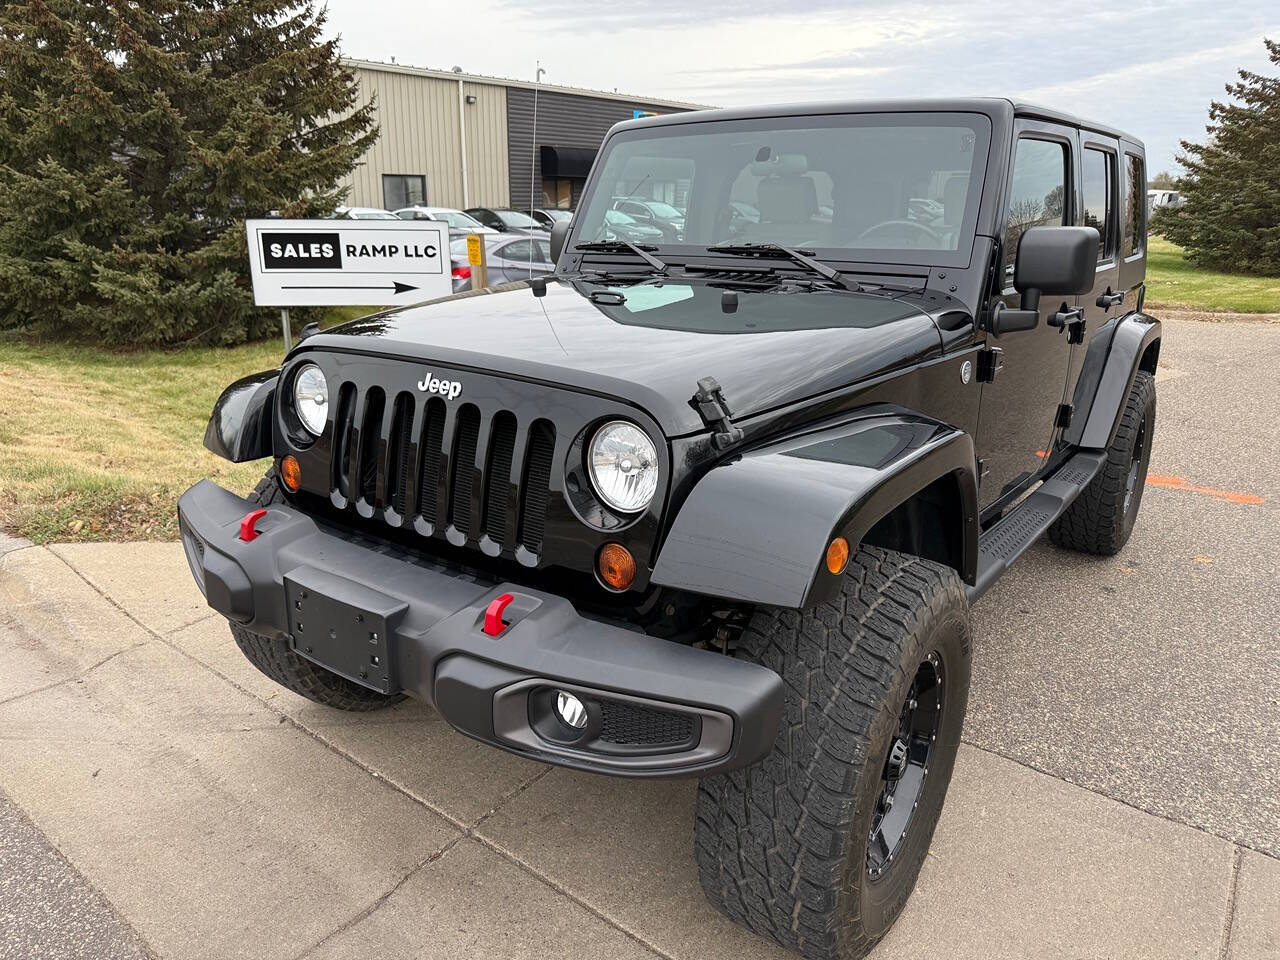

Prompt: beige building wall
xmin=341 ymin=63 xmax=511 ymax=210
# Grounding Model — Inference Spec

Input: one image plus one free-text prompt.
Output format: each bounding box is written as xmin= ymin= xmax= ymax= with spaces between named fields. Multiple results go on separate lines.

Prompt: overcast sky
xmin=322 ymin=0 xmax=1278 ymax=174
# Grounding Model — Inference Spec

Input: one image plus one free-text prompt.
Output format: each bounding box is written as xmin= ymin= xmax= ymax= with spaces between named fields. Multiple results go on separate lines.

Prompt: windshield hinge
xmin=692 ymin=377 xmax=744 ymax=450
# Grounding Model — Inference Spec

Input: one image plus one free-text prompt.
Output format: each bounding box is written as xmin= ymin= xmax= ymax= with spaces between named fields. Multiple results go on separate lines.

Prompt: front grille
xmin=599 ymin=701 xmax=695 ymax=747
xmin=329 ymin=382 xmax=557 ymax=557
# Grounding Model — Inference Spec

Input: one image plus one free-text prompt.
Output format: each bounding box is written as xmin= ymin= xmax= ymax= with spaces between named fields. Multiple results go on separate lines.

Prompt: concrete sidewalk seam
xmin=0 ymin=640 xmax=148 ymax=710
xmin=962 ymin=737 xmax=1280 ymax=862
xmin=1217 ymin=845 xmax=1244 ymax=960
xmin=290 ymin=766 xmax=559 ymax=960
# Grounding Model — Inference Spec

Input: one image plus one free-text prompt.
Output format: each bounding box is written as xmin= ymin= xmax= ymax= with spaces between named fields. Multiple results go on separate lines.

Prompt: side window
xmin=381 ymin=174 xmax=426 ymax=210
xmin=1003 ymin=138 xmax=1068 ymax=279
xmin=501 ymin=240 xmax=534 ymax=262
xmin=1082 ymin=148 xmax=1115 ymax=262
xmin=1123 ymin=153 xmax=1146 ymax=258
xmin=534 ymin=239 xmax=551 ymax=263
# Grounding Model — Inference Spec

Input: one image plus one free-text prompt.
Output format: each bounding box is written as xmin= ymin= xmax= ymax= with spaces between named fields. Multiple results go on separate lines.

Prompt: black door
xmin=976 ymin=121 xmax=1077 ymax=512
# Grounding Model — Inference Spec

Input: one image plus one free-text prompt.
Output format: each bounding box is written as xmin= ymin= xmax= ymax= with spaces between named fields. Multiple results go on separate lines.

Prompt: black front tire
xmin=695 ymin=547 xmax=972 ymax=960
xmin=1049 ymin=370 xmax=1156 ymax=555
xmin=227 ymin=471 xmax=404 ymax=713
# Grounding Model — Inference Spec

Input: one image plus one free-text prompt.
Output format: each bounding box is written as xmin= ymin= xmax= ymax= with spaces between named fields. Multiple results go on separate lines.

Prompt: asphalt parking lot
xmin=1 ymin=315 xmax=1278 ymax=960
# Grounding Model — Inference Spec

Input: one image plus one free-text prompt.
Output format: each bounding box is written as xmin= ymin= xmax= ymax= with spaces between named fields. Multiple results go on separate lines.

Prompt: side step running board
xmin=967 ymin=450 xmax=1108 ymax=604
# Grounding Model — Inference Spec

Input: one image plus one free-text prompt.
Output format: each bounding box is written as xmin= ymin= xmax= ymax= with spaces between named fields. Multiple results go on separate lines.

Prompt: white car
xmin=394 ymin=206 xmax=498 ymax=236
xmin=1147 ymin=189 xmax=1184 ymax=218
xmin=332 ymin=206 xmax=400 ymax=220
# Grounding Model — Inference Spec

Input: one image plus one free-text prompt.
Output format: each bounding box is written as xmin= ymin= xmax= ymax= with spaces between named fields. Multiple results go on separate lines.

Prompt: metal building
xmin=339 ymin=59 xmax=704 ymax=212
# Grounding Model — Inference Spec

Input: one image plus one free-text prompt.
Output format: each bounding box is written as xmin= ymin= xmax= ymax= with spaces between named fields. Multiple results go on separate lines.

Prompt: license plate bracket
xmin=284 ymin=567 xmax=406 ymax=695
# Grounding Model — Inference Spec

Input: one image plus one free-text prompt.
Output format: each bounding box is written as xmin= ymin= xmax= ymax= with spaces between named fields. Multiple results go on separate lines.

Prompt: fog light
xmin=555 ymin=690 xmax=588 ymax=729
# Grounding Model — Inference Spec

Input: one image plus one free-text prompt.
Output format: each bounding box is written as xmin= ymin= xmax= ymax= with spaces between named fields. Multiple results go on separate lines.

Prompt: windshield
xmin=543 ymin=209 xmax=573 ymax=221
xmin=497 ymin=209 xmax=540 ymax=227
xmin=575 ymin=112 xmax=990 ymax=265
xmin=437 ymin=210 xmax=485 ymax=229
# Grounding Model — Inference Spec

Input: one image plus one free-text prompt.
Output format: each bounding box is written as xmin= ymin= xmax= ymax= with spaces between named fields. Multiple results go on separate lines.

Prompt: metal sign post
xmin=280 ymin=308 xmax=291 ymax=351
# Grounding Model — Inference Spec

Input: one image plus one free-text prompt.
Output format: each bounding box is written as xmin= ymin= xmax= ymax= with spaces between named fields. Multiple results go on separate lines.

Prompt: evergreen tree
xmin=1161 ymin=38 xmax=1280 ymax=275
xmin=0 ymin=0 xmax=377 ymax=345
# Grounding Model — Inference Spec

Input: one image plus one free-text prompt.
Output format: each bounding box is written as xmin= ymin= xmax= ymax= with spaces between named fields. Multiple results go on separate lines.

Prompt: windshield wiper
xmin=574 ymin=240 xmax=667 ymax=274
xmin=705 ymin=242 xmax=861 ymax=292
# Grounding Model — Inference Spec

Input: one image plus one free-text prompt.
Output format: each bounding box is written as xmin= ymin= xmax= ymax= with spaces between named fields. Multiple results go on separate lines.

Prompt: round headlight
xmin=292 ymin=363 xmax=328 ymax=436
xmin=588 ymin=421 xmax=658 ymax=513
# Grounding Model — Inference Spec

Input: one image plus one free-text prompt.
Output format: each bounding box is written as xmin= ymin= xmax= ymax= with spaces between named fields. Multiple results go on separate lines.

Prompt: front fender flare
xmin=651 ymin=410 xmax=978 ymax=609
xmin=203 ymin=370 xmax=278 ymax=462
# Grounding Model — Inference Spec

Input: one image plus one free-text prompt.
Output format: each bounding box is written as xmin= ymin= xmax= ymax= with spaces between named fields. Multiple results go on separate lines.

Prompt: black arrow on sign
xmin=281 ymin=281 xmax=419 ymax=295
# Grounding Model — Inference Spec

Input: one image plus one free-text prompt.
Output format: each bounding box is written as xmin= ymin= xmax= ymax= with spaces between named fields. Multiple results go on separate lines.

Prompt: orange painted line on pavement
xmin=1145 ymin=474 xmax=1265 ymax=505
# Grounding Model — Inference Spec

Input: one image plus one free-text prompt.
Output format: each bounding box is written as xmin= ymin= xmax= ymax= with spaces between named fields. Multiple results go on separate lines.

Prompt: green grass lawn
xmin=1145 ymin=237 xmax=1280 ymax=314
xmin=0 ymin=308 xmax=373 ymax=544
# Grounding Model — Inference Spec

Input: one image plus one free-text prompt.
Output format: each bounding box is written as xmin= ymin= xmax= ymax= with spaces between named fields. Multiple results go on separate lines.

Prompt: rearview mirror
xmin=549 ymin=220 xmax=570 ymax=265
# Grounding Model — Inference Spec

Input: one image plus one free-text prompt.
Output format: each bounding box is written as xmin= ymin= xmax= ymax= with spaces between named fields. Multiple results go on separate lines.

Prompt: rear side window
xmin=1082 ymin=148 xmax=1116 ymax=262
xmin=1123 ymin=153 xmax=1145 ymax=258
xmin=1003 ymin=137 xmax=1069 ymax=278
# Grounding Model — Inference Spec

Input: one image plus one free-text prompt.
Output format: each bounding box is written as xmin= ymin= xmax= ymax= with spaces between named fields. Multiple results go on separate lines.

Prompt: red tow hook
xmin=238 ymin=508 xmax=268 ymax=542
xmin=483 ymin=593 xmax=515 ymax=637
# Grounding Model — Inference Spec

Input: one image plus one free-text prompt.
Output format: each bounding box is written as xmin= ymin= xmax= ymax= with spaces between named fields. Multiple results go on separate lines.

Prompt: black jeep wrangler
xmin=179 ymin=99 xmax=1160 ymax=959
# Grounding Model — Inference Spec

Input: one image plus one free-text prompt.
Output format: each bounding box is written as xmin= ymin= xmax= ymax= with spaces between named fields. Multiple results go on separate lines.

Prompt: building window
xmin=1123 ymin=153 xmax=1145 ymax=258
xmin=1082 ymin=148 xmax=1116 ymax=262
xmin=542 ymin=178 xmax=574 ymax=209
xmin=382 ymin=174 xmax=426 ymax=211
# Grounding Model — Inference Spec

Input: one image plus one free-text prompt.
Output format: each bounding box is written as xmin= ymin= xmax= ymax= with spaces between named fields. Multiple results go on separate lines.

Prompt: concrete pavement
xmin=1 ymin=316 xmax=1278 ymax=959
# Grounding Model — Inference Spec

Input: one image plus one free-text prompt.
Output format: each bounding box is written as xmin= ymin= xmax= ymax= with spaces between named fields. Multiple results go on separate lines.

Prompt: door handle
xmin=1047 ymin=306 xmax=1084 ymax=330
xmin=1096 ymin=290 xmax=1125 ymax=310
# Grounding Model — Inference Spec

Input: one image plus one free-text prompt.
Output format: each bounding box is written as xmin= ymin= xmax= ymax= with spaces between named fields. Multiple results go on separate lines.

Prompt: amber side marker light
xmin=280 ymin=455 xmax=302 ymax=492
xmin=597 ymin=543 xmax=637 ymax=591
xmin=826 ymin=536 xmax=850 ymax=575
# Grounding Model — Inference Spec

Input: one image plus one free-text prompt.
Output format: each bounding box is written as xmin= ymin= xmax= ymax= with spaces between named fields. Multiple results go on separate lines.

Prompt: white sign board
xmin=245 ymin=219 xmax=451 ymax=307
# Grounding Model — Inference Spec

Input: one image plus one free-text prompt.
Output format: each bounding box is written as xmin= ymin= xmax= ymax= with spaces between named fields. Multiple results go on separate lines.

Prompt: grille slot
xmin=357 ymin=388 xmax=385 ymax=505
xmin=387 ymin=393 xmax=415 ymax=516
xmin=448 ymin=404 xmax=481 ymax=536
xmin=333 ymin=383 xmax=357 ymax=499
xmin=519 ymin=420 xmax=556 ymax=552
xmin=483 ymin=412 xmax=517 ymax=543
xmin=599 ymin=701 xmax=695 ymax=747
xmin=416 ymin=398 xmax=446 ymax=525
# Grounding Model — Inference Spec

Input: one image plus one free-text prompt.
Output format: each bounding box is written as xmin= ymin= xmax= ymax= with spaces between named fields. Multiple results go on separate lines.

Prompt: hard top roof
xmin=614 ymin=97 xmax=1141 ymax=148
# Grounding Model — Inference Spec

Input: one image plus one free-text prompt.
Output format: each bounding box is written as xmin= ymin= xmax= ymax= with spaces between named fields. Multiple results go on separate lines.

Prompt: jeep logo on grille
xmin=416 ymin=372 xmax=462 ymax=400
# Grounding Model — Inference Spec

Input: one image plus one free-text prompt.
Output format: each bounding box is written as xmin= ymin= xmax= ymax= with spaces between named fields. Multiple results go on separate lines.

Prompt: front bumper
xmin=176 ymin=480 xmax=784 ymax=778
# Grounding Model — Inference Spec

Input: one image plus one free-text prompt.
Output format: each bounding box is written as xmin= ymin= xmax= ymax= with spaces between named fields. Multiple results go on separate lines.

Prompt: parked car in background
xmin=332 ymin=206 xmax=400 ymax=220
xmin=1147 ymin=189 xmax=1184 ymax=219
xmin=394 ymin=206 xmax=498 ymax=237
xmin=464 ymin=207 xmax=547 ymax=234
xmin=449 ymin=233 xmax=554 ymax=291
xmin=600 ymin=208 xmax=664 ymax=243
xmin=609 ymin=197 xmax=685 ymax=241
xmin=530 ymin=208 xmax=574 ymax=229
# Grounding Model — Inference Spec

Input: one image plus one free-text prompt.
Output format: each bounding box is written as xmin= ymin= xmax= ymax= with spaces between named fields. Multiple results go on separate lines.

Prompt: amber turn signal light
xmin=826 ymin=536 xmax=850 ymax=575
xmin=597 ymin=543 xmax=637 ymax=591
xmin=280 ymin=455 xmax=302 ymax=492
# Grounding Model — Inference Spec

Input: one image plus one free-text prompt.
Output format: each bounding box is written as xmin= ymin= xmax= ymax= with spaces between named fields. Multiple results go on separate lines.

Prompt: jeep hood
xmin=300 ymin=277 xmax=945 ymax=437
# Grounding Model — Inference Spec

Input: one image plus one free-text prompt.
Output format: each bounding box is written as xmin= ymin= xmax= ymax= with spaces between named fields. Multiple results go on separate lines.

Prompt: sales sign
xmin=245 ymin=219 xmax=452 ymax=307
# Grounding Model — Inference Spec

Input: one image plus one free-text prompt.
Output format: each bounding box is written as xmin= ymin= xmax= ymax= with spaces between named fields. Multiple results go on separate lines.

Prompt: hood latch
xmin=692 ymin=377 xmax=744 ymax=450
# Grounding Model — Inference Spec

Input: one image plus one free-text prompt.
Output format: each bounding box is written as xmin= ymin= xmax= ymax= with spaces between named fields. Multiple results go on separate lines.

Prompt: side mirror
xmin=549 ymin=220 xmax=571 ymax=265
xmin=1015 ymin=225 xmax=1098 ymax=297
xmin=991 ymin=225 xmax=1099 ymax=336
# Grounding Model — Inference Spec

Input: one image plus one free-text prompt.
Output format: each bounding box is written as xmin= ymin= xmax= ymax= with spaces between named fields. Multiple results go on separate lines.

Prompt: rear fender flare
xmin=651 ymin=409 xmax=978 ymax=609
xmin=204 ymin=370 xmax=278 ymax=462
xmin=1067 ymin=312 xmax=1161 ymax=449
